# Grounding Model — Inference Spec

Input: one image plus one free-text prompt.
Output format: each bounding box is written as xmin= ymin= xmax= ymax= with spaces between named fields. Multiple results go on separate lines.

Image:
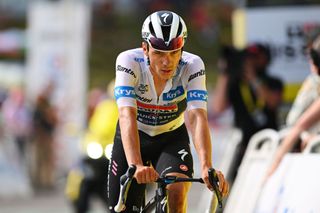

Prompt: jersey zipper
xmin=154 ymin=96 xmax=160 ymax=126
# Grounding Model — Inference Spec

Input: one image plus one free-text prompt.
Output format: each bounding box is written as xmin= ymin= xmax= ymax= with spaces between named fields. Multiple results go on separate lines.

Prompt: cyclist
xmin=108 ymin=10 xmax=229 ymax=212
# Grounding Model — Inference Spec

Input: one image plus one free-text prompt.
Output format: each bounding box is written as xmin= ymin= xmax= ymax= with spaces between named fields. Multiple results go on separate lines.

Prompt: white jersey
xmin=114 ymin=48 xmax=207 ymax=136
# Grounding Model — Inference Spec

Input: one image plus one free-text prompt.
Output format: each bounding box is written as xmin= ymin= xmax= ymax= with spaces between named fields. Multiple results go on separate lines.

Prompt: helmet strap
xmin=147 ymin=57 xmax=150 ymax=65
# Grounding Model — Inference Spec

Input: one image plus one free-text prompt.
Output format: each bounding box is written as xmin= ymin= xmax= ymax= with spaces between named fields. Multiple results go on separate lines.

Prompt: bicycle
xmin=114 ymin=165 xmax=223 ymax=213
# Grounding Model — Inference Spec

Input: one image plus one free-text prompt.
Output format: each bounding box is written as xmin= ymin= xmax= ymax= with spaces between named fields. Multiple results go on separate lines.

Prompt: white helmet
xmin=142 ymin=10 xmax=187 ymax=51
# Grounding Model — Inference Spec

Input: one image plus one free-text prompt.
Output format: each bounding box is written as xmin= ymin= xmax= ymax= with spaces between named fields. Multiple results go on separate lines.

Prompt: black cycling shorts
xmin=107 ymin=123 xmax=193 ymax=213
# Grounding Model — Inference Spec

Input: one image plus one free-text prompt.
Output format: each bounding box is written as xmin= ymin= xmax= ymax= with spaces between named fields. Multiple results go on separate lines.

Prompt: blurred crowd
xmin=0 ymin=84 xmax=58 ymax=190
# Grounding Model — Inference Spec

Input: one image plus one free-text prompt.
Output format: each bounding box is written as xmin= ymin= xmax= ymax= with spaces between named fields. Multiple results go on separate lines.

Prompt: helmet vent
xmin=149 ymin=22 xmax=155 ymax=37
xmin=177 ymin=22 xmax=182 ymax=37
xmin=161 ymin=26 xmax=170 ymax=43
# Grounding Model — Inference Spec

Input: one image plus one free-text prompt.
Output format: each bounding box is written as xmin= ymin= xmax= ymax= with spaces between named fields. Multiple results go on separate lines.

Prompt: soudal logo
xmin=188 ymin=69 xmax=205 ymax=82
xmin=114 ymin=86 xmax=135 ymax=99
xmin=187 ymin=90 xmax=208 ymax=101
xmin=163 ymin=86 xmax=185 ymax=101
xmin=117 ymin=65 xmax=136 ymax=78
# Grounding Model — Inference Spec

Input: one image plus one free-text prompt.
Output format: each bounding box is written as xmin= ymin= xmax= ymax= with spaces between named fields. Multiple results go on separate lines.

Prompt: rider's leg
xmin=152 ymin=125 xmax=193 ymax=213
xmin=166 ymin=172 xmax=191 ymax=213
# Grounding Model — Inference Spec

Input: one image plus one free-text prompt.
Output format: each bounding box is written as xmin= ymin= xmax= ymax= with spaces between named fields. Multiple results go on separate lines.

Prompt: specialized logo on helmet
xmin=161 ymin=13 xmax=169 ymax=23
xmin=158 ymin=11 xmax=173 ymax=26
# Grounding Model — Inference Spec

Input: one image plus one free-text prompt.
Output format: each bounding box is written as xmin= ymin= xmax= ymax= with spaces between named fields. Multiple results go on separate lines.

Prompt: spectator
xmin=285 ymin=35 xmax=320 ymax=148
xmin=31 ymin=84 xmax=58 ymax=190
xmin=211 ymin=43 xmax=284 ymax=180
xmin=2 ymin=86 xmax=31 ymax=160
xmin=266 ymin=34 xmax=320 ymax=178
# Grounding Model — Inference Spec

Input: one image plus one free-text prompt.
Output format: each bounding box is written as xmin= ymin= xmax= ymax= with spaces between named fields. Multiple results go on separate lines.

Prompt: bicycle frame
xmin=114 ymin=165 xmax=223 ymax=213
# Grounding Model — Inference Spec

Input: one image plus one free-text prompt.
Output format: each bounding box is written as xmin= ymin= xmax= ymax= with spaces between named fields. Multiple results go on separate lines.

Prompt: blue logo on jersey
xmin=114 ymin=86 xmax=135 ymax=99
xmin=187 ymin=90 xmax=208 ymax=102
xmin=163 ymin=86 xmax=185 ymax=101
xmin=134 ymin=57 xmax=144 ymax=63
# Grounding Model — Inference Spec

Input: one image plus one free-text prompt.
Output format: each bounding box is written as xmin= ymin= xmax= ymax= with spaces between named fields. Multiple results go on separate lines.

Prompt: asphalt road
xmin=0 ymin=183 xmax=106 ymax=213
xmin=0 ymin=182 xmax=214 ymax=213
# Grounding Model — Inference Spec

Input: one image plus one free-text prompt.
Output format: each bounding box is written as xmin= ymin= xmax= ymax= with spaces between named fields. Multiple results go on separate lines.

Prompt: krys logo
xmin=163 ymin=86 xmax=185 ymax=101
xmin=114 ymin=86 xmax=135 ymax=99
xmin=187 ymin=90 xmax=207 ymax=101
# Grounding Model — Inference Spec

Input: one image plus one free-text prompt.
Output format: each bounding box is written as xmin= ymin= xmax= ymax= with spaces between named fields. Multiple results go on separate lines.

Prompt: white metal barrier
xmin=255 ymin=154 xmax=320 ymax=213
xmin=303 ymin=134 xmax=320 ymax=154
xmin=188 ymin=127 xmax=242 ymax=212
xmin=224 ymin=129 xmax=280 ymax=213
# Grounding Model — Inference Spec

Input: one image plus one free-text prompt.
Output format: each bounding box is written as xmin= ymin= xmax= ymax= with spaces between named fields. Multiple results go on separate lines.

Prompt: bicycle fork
xmin=155 ymin=181 xmax=168 ymax=213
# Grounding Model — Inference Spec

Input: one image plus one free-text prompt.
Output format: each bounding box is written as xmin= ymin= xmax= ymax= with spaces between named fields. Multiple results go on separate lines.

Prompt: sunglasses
xmin=149 ymin=36 xmax=184 ymax=51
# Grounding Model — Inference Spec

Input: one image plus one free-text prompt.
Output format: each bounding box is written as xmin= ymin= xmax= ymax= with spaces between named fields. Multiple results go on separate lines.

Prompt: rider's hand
xmin=134 ymin=165 xmax=159 ymax=184
xmin=215 ymin=170 xmax=229 ymax=198
xmin=202 ymin=167 xmax=229 ymax=198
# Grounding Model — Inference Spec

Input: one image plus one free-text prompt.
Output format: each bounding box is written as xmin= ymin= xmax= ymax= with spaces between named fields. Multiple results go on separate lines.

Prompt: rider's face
xmin=143 ymin=42 xmax=182 ymax=81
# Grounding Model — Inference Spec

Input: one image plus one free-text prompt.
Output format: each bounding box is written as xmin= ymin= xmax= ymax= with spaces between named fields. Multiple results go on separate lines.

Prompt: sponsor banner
xmin=233 ymin=6 xmax=320 ymax=101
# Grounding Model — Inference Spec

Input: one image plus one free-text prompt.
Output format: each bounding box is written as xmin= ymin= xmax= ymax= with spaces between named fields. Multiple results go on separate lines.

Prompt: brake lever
xmin=114 ymin=165 xmax=136 ymax=212
xmin=208 ymin=168 xmax=223 ymax=208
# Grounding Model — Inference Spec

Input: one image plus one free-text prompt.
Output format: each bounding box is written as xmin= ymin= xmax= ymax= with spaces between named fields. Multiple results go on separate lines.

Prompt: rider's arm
xmin=184 ymin=56 xmax=212 ymax=173
xmin=187 ymin=109 xmax=212 ymax=171
xmin=187 ymin=108 xmax=228 ymax=197
xmin=114 ymin=51 xmax=158 ymax=184
xmin=115 ymin=51 xmax=142 ymax=166
xmin=184 ymin=56 xmax=229 ymax=197
xmin=118 ymin=106 xmax=143 ymax=166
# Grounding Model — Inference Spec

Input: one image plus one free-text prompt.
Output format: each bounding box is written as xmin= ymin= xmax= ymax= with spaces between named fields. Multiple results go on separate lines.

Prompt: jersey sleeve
xmin=114 ymin=51 xmax=138 ymax=108
xmin=184 ymin=56 xmax=208 ymax=111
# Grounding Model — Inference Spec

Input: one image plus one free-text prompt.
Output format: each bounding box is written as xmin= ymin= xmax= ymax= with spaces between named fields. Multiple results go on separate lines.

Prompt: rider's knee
xmin=167 ymin=182 xmax=190 ymax=212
